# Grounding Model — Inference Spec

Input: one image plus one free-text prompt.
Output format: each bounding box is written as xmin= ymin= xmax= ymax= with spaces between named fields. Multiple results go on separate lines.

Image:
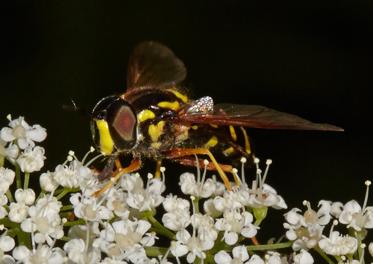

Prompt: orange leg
xmin=174 ymin=157 xmax=233 ymax=173
xmin=94 ymin=158 xmax=141 ymax=197
xmin=165 ymin=148 xmax=232 ymax=191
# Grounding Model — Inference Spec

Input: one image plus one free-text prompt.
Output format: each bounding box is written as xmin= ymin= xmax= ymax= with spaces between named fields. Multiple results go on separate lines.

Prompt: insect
xmin=91 ymin=41 xmax=343 ymax=194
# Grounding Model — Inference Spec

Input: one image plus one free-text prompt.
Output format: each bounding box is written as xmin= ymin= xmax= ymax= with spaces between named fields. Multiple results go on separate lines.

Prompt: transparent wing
xmin=126 ymin=41 xmax=187 ymax=91
xmin=179 ymin=103 xmax=343 ymax=131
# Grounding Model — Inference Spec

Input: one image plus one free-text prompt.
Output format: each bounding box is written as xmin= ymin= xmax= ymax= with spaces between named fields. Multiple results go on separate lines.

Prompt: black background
xmin=1 ymin=0 xmax=372 ymax=237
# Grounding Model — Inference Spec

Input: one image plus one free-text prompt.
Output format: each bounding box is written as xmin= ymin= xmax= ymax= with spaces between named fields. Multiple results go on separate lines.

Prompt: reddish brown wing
xmin=178 ymin=103 xmax=343 ymax=131
xmin=126 ymin=41 xmax=187 ymax=91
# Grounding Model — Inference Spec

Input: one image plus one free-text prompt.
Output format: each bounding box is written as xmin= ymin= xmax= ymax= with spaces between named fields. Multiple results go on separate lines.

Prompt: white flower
xmin=330 ymin=202 xmax=343 ymax=218
xmin=264 ymin=251 xmax=286 ymax=264
xmin=0 ymin=116 xmax=46 ymax=149
xmin=100 ymin=257 xmax=128 ymax=264
xmin=191 ymin=213 xmax=218 ymax=242
xmin=215 ymin=210 xmax=258 ymax=245
xmin=162 ymin=210 xmax=190 ymax=232
xmin=12 ymin=245 xmax=30 ymax=262
xmin=123 ymin=174 xmax=165 ymax=212
xmin=105 ymin=188 xmax=130 ymax=219
xmin=0 ymin=194 xmax=8 ymax=219
xmin=39 ymin=171 xmax=59 ymax=192
xmin=17 ymin=146 xmax=45 ymax=173
xmin=64 ymin=238 xmax=101 ymax=264
xmin=13 ymin=244 xmax=65 ymax=264
xmin=0 ymin=140 xmax=19 ymax=162
xmin=0 ymin=167 xmax=15 ymax=194
xmin=179 ymin=172 xmax=216 ymax=198
xmin=94 ymin=219 xmax=154 ymax=259
xmin=215 ymin=246 xmax=263 ymax=264
xmin=162 ymin=195 xmax=190 ymax=231
xmin=8 ymin=202 xmax=29 ymax=223
xmin=319 ymin=230 xmax=357 ymax=256
xmin=171 ymin=228 xmax=214 ymax=263
xmin=70 ymin=190 xmax=113 ymax=222
xmin=213 ymin=192 xmax=243 ymax=213
xmin=339 ymin=200 xmax=373 ymax=231
xmin=203 ymin=198 xmax=222 ymax=218
xmin=163 ymin=194 xmax=190 ymax=212
xmin=369 ymin=242 xmax=373 ymax=257
xmin=293 ymin=250 xmax=314 ymax=264
xmin=0 ymin=235 xmax=15 ymax=252
xmin=53 ymin=159 xmax=93 ymax=189
xmin=14 ymin=189 xmax=35 ymax=205
xmin=20 ymin=195 xmax=64 ymax=245
xmin=247 ymin=183 xmax=287 ymax=209
xmin=283 ymin=200 xmax=331 ymax=251
xmin=6 ymin=144 xmax=20 ymax=161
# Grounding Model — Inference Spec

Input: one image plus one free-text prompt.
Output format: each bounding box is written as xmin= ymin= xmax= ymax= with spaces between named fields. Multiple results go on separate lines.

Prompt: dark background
xmin=1 ymin=0 xmax=372 ymax=237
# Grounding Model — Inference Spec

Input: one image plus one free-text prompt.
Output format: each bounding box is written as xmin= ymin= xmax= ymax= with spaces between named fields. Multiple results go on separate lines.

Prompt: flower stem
xmin=56 ymin=188 xmax=79 ymax=200
xmin=15 ymin=164 xmax=21 ymax=189
xmin=23 ymin=172 xmax=30 ymax=189
xmin=6 ymin=189 xmax=14 ymax=203
xmin=246 ymin=241 xmax=293 ymax=251
xmin=0 ymin=156 xmax=4 ymax=167
xmin=60 ymin=204 xmax=73 ymax=211
xmin=145 ymin=246 xmax=168 ymax=257
xmin=145 ymin=213 xmax=175 ymax=240
xmin=193 ymin=197 xmax=200 ymax=214
xmin=63 ymin=219 xmax=85 ymax=227
xmin=59 ymin=236 xmax=71 ymax=242
xmin=314 ymin=246 xmax=335 ymax=264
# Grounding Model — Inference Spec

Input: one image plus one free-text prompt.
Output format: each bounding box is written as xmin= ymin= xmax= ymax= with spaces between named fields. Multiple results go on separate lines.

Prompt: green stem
xmin=16 ymin=227 xmax=31 ymax=248
xmin=64 ymin=219 xmax=85 ymax=227
xmin=314 ymin=246 xmax=335 ymax=264
xmin=246 ymin=241 xmax=293 ymax=251
xmin=146 ymin=213 xmax=175 ymax=240
xmin=145 ymin=246 xmax=168 ymax=257
xmin=23 ymin=172 xmax=30 ymax=189
xmin=15 ymin=164 xmax=21 ymax=189
xmin=56 ymin=188 xmax=79 ymax=200
xmin=59 ymin=236 xmax=71 ymax=242
xmin=0 ymin=218 xmax=19 ymax=229
xmin=60 ymin=205 xmax=73 ymax=211
xmin=6 ymin=190 xmax=14 ymax=203
xmin=0 ymin=156 xmax=4 ymax=167
xmin=193 ymin=197 xmax=200 ymax=214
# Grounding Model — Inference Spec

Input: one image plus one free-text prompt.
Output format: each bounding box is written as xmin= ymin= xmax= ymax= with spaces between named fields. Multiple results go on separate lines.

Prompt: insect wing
xmin=179 ymin=103 xmax=343 ymax=131
xmin=126 ymin=41 xmax=187 ymax=91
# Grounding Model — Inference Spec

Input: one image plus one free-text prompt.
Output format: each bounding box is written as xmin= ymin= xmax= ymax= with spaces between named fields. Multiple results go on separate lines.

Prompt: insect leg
xmin=93 ymin=158 xmax=142 ymax=197
xmin=174 ymin=157 xmax=233 ymax=172
xmin=165 ymin=148 xmax=232 ymax=191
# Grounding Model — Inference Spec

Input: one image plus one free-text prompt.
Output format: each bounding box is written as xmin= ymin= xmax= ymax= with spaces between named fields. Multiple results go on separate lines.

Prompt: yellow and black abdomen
xmin=181 ymin=124 xmax=253 ymax=161
xmin=128 ymin=88 xmax=189 ymax=157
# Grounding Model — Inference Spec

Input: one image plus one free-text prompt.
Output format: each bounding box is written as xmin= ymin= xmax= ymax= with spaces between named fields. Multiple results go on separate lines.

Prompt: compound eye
xmin=106 ymin=101 xmax=137 ymax=150
xmin=112 ymin=105 xmax=136 ymax=141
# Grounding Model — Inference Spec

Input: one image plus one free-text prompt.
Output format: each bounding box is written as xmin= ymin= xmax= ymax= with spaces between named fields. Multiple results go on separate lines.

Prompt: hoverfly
xmin=91 ymin=41 xmax=343 ymax=194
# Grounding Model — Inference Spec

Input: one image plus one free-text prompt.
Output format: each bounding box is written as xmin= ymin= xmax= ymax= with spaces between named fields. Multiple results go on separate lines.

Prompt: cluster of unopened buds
xmin=0 ymin=115 xmax=372 ymax=264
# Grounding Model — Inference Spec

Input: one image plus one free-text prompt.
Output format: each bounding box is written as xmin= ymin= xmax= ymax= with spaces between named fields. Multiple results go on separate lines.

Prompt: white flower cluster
xmin=283 ymin=180 xmax=373 ymax=263
xmin=1 ymin=115 xmax=373 ymax=264
xmin=0 ymin=115 xmax=46 ymax=172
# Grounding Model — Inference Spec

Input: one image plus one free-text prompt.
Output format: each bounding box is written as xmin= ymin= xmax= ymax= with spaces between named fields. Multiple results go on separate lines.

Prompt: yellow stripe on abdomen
xmin=148 ymin=121 xmax=166 ymax=142
xmin=157 ymin=101 xmax=180 ymax=111
xmin=167 ymin=89 xmax=188 ymax=103
xmin=137 ymin=109 xmax=155 ymax=123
